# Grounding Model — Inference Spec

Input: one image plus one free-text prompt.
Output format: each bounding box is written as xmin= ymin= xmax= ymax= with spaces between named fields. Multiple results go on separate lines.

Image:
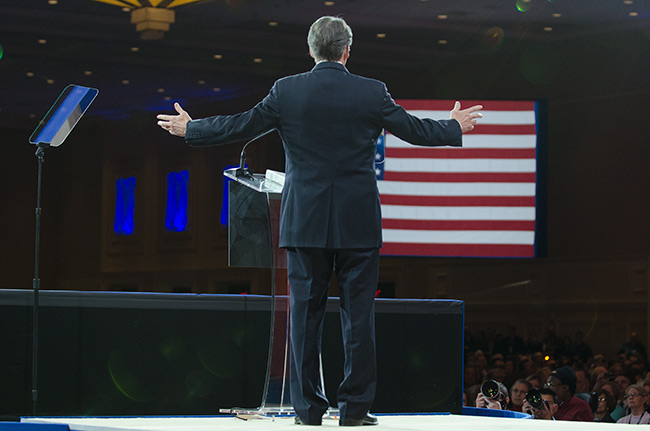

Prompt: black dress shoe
xmin=339 ymin=413 xmax=378 ymax=426
xmin=294 ymin=415 xmax=322 ymax=426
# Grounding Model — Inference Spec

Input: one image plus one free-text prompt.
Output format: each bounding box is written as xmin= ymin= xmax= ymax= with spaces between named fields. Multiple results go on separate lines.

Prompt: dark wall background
xmin=0 ymin=24 xmax=649 ymax=402
xmin=2 ymin=28 xmax=648 ymax=283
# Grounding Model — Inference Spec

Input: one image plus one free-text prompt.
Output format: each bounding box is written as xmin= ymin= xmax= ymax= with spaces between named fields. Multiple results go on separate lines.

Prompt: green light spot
xmin=516 ymin=0 xmax=532 ymax=12
xmin=108 ymin=350 xmax=154 ymax=402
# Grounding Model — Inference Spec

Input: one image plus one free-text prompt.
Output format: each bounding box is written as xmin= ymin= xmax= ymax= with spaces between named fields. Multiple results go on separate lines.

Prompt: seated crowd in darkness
xmin=464 ymin=326 xmax=648 ymax=422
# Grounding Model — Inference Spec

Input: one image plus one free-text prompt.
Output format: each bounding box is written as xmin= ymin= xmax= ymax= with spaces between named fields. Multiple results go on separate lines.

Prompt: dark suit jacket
xmin=186 ymin=62 xmax=462 ymax=249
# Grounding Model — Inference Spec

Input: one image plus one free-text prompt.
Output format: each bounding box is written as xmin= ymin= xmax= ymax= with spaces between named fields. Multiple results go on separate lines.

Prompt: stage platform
xmin=19 ymin=414 xmax=624 ymax=431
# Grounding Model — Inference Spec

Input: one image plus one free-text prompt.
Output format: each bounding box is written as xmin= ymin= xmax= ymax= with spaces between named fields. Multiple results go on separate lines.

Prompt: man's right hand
xmin=157 ymin=102 xmax=192 ymax=137
xmin=475 ymin=393 xmax=502 ymax=410
xmin=524 ymin=400 xmax=553 ymax=420
xmin=450 ymin=101 xmax=483 ymax=133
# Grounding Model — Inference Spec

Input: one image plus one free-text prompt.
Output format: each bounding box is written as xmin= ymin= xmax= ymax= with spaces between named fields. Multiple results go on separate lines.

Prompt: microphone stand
xmin=235 ymin=128 xmax=277 ymax=178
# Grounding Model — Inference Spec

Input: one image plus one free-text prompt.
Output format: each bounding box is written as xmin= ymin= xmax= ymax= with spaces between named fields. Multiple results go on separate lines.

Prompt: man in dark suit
xmin=157 ymin=16 xmax=482 ymax=426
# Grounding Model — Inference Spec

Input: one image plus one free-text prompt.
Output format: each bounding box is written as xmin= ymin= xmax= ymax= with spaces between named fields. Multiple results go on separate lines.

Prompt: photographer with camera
xmin=522 ymin=388 xmax=558 ymax=420
xmin=475 ymin=380 xmax=510 ymax=410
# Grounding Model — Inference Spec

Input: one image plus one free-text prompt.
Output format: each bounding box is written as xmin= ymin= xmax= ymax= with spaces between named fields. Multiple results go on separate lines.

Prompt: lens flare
xmin=0 ymin=44 xmax=4 ymax=60
xmin=108 ymin=350 xmax=154 ymax=402
xmin=481 ymin=27 xmax=505 ymax=51
xmin=516 ymin=0 xmax=532 ymax=12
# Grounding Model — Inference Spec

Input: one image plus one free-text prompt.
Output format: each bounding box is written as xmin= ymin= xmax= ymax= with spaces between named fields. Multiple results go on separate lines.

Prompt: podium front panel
xmin=228 ymin=181 xmax=273 ymax=268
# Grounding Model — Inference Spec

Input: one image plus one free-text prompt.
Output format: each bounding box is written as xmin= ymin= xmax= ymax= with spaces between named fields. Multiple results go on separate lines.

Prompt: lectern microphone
xmin=236 ymin=128 xmax=278 ymax=178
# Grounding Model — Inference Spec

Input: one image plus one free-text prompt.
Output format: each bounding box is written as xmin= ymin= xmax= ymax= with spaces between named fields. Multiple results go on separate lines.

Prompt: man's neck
xmin=316 ymin=59 xmax=344 ymax=65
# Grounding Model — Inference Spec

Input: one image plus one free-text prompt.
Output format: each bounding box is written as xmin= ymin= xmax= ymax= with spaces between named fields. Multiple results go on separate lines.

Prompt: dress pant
xmin=287 ymin=247 xmax=379 ymax=424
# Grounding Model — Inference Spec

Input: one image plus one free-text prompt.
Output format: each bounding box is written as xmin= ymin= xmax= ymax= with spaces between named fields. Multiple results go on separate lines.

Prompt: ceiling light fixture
xmin=92 ymin=0 xmax=209 ymax=40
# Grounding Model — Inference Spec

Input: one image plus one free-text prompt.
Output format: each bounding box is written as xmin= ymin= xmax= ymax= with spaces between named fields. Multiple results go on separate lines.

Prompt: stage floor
xmin=21 ymin=414 xmax=625 ymax=431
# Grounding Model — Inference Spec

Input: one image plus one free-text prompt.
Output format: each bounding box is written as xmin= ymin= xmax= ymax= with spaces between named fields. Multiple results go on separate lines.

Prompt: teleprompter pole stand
xmin=32 ymin=143 xmax=48 ymax=415
xmin=27 ymin=84 xmax=99 ymax=415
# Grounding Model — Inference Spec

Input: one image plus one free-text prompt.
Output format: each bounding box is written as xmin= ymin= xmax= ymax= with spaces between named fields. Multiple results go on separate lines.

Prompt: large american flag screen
xmin=376 ymin=99 xmax=539 ymax=258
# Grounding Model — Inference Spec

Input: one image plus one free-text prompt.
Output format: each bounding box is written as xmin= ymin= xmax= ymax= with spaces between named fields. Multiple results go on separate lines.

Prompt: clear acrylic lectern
xmin=220 ymin=168 xmax=292 ymax=417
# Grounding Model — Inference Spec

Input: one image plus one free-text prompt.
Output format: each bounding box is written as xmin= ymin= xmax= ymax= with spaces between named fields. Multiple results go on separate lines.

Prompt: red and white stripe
xmin=379 ymin=100 xmax=537 ymax=257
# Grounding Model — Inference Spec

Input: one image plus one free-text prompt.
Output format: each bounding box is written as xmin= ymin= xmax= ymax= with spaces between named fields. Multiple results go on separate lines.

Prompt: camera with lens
xmin=526 ymin=388 xmax=546 ymax=410
xmin=480 ymin=380 xmax=507 ymax=409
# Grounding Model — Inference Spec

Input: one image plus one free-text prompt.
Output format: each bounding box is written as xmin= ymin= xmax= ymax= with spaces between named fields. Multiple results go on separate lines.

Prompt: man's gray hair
xmin=307 ymin=16 xmax=353 ymax=62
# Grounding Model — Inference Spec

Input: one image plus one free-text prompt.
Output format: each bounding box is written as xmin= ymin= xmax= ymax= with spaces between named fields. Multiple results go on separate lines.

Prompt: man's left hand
xmin=450 ymin=101 xmax=483 ymax=133
xmin=157 ymin=102 xmax=191 ymax=137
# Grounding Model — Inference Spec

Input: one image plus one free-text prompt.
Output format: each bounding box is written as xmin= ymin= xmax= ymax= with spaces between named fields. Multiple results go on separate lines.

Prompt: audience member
xmin=526 ymin=372 xmax=543 ymax=390
xmin=542 ymin=325 xmax=561 ymax=357
xmin=568 ymin=331 xmax=593 ymax=363
xmin=595 ymin=379 xmax=626 ymax=421
xmin=475 ymin=380 xmax=509 ymax=410
xmin=466 ymin=384 xmax=481 ymax=408
xmin=615 ymin=373 xmax=632 ymax=413
xmin=522 ymin=388 xmax=558 ymax=419
xmin=508 ymin=379 xmax=532 ymax=412
xmin=619 ymin=332 xmax=647 ymax=362
xmin=463 ymin=326 xmax=650 ymax=422
xmin=593 ymin=389 xmax=617 ymax=423
xmin=617 ymin=384 xmax=650 ymax=424
xmin=546 ymin=366 xmax=594 ymax=421
xmin=464 ymin=364 xmax=481 ymax=389
xmin=525 ymin=333 xmax=543 ymax=354
xmin=589 ymin=365 xmax=609 ymax=390
xmin=574 ymin=367 xmax=591 ymax=394
xmin=515 ymin=356 xmax=535 ymax=380
xmin=498 ymin=325 xmax=526 ymax=356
